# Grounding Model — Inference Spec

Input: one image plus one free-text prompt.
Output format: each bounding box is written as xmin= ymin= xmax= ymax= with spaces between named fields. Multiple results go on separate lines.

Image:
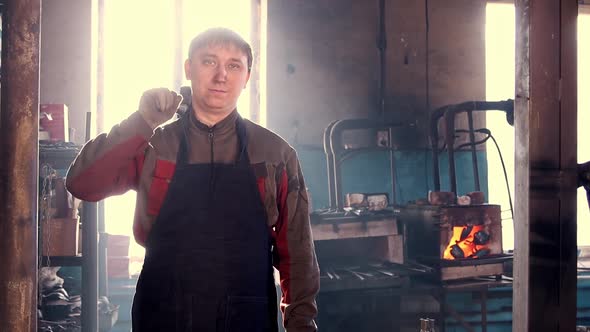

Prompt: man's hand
xmin=138 ymin=88 xmax=183 ymax=129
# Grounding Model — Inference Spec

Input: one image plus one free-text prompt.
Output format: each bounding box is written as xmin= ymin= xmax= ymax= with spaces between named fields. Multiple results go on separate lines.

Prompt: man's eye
xmin=203 ymin=59 xmax=216 ymax=66
xmin=228 ymin=63 xmax=241 ymax=70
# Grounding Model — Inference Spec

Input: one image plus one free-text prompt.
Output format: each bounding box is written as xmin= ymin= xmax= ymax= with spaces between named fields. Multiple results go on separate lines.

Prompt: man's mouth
xmin=209 ymin=89 xmax=227 ymax=94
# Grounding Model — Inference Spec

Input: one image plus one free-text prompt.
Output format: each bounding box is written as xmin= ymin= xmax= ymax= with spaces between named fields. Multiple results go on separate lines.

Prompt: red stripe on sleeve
xmin=67 ymin=136 xmax=147 ymax=201
xmin=146 ymin=159 xmax=176 ymax=215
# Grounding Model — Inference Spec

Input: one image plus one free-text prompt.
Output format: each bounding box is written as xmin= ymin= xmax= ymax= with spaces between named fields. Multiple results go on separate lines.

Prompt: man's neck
xmin=193 ymin=108 xmax=234 ymax=127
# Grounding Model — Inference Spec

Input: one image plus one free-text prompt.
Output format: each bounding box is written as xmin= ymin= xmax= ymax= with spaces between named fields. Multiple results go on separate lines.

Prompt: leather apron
xmin=132 ymin=113 xmax=277 ymax=332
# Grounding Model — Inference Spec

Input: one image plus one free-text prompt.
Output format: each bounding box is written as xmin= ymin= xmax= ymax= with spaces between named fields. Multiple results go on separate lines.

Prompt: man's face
xmin=184 ymin=43 xmax=250 ymax=116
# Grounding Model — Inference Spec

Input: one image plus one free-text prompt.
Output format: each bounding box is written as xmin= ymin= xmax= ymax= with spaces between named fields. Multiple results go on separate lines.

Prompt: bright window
xmin=485 ymin=3 xmax=516 ymax=250
xmin=485 ymin=3 xmax=590 ymax=250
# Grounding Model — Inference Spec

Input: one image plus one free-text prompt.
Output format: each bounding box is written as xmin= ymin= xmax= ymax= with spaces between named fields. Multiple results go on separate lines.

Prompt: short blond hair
xmin=188 ymin=27 xmax=253 ymax=72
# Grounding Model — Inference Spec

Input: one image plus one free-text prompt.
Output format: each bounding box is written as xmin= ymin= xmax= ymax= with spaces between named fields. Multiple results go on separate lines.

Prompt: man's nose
xmin=214 ymin=65 xmax=228 ymax=82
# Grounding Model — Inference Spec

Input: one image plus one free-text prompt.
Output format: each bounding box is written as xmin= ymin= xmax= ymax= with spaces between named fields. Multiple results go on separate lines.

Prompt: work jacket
xmin=66 ymin=109 xmax=320 ymax=332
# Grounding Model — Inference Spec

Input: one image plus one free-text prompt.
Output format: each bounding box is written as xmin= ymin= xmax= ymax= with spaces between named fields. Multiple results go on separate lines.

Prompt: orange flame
xmin=443 ymin=225 xmax=490 ymax=260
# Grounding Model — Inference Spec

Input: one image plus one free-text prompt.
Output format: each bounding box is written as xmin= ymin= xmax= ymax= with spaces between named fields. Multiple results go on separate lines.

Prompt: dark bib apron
xmin=132 ymin=114 xmax=277 ymax=332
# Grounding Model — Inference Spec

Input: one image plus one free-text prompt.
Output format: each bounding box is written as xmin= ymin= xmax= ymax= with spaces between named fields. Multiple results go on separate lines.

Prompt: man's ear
xmin=243 ymin=71 xmax=251 ymax=89
xmin=184 ymin=59 xmax=192 ymax=80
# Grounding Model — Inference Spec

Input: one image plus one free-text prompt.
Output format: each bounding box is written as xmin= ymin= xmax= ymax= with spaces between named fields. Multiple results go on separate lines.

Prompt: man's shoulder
xmin=243 ymin=119 xmax=296 ymax=163
xmin=244 ymin=119 xmax=289 ymax=145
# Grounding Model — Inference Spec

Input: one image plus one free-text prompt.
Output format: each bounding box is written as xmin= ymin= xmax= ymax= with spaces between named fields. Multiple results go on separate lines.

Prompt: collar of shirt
xmin=188 ymin=108 xmax=239 ymax=138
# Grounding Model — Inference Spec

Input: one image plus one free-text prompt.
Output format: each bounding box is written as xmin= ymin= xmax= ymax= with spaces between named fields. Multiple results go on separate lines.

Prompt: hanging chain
xmin=41 ymin=164 xmax=57 ymax=267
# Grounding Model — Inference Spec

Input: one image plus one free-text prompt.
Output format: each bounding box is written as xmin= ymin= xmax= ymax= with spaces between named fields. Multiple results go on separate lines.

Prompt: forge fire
xmin=443 ymin=225 xmax=491 ymax=260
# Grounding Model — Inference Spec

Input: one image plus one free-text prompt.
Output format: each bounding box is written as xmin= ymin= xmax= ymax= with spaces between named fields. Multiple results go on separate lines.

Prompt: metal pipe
xmin=377 ymin=0 xmax=387 ymax=118
xmin=95 ymin=0 xmax=104 ymax=135
xmin=98 ymin=204 xmax=107 ymax=298
xmin=444 ymin=112 xmax=458 ymax=195
xmin=82 ymin=112 xmax=99 ymax=331
xmin=431 ymin=123 xmax=441 ymax=191
xmin=98 ymin=204 xmax=108 ymax=297
xmin=96 ymin=0 xmax=109 ymax=298
xmin=0 ymin=1 xmax=41 ymax=330
xmin=430 ymin=99 xmax=513 ymax=191
xmin=323 ymin=121 xmax=339 ymax=209
xmin=467 ymin=111 xmax=480 ymax=191
xmin=388 ymin=127 xmax=397 ymax=204
xmin=330 ymin=122 xmax=345 ymax=210
xmin=82 ymin=201 xmax=99 ymax=331
xmin=328 ymin=118 xmax=402 ymax=209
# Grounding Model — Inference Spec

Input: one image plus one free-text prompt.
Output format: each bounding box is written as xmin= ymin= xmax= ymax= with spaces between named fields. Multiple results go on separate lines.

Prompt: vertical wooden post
xmin=0 ymin=0 xmax=42 ymax=331
xmin=513 ymin=1 xmax=578 ymax=331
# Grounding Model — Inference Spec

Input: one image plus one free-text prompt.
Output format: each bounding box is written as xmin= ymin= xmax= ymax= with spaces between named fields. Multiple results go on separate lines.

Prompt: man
xmin=66 ymin=28 xmax=319 ymax=332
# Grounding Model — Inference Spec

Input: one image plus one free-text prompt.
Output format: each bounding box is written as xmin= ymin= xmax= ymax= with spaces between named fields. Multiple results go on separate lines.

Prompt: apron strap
xmin=177 ymin=111 xmax=191 ymax=167
xmin=235 ymin=115 xmax=250 ymax=165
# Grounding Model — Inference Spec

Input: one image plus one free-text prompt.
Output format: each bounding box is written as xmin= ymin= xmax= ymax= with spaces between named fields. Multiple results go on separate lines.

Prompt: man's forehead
xmin=192 ymin=43 xmax=247 ymax=61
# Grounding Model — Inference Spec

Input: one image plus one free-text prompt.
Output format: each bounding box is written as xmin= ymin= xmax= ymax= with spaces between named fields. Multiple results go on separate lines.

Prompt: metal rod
xmin=0 ymin=1 xmax=41 ymax=330
xmin=444 ymin=112 xmax=458 ymax=195
xmin=377 ymin=0 xmax=386 ymax=117
xmin=429 ymin=100 xmax=513 ymax=192
xmin=332 ymin=135 xmax=344 ymax=210
xmin=323 ymin=121 xmax=338 ymax=209
xmin=432 ymin=125 xmax=441 ymax=191
xmin=82 ymin=112 xmax=99 ymax=331
xmin=328 ymin=119 xmax=402 ymax=210
xmin=389 ymin=127 xmax=397 ymax=204
xmin=98 ymin=203 xmax=108 ymax=297
xmin=97 ymin=0 xmax=108 ymax=298
xmin=96 ymin=0 xmax=105 ymax=135
xmin=82 ymin=201 xmax=99 ymax=331
xmin=329 ymin=120 xmax=345 ymax=210
xmin=467 ymin=111 xmax=480 ymax=191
